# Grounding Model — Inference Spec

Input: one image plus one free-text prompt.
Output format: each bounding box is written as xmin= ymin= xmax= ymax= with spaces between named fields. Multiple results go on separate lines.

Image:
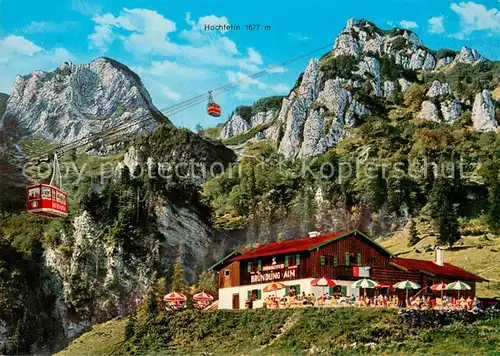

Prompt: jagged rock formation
xmin=220 ymin=110 xmax=275 ymax=140
xmin=243 ymin=19 xmax=495 ymax=158
xmin=426 ymin=81 xmax=452 ymax=98
xmin=1 ymin=58 xmax=170 ymax=144
xmin=0 ymin=93 xmax=8 ymax=118
xmin=452 ymin=46 xmax=486 ymax=65
xmin=418 ymin=80 xmax=463 ymax=123
xmin=472 ymin=90 xmax=498 ymax=131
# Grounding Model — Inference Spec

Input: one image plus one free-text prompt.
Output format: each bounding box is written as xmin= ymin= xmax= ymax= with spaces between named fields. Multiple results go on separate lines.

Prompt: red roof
xmin=229 ymin=230 xmax=357 ymax=262
xmin=390 ymin=257 xmax=486 ymax=281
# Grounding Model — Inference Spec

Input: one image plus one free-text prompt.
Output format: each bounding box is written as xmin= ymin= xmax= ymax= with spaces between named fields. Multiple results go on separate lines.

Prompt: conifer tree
xmin=197 ymin=270 xmax=217 ymax=297
xmin=429 ymin=178 xmax=460 ymax=247
xmin=407 ymin=220 xmax=420 ymax=247
xmin=487 ymin=179 xmax=500 ymax=235
xmin=171 ymin=257 xmax=186 ymax=293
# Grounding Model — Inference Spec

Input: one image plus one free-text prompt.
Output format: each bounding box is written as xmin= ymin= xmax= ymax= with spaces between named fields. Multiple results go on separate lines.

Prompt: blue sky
xmin=0 ymin=0 xmax=499 ymax=130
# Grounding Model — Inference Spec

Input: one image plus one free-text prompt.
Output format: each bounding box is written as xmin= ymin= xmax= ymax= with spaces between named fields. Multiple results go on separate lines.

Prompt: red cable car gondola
xmin=207 ymin=91 xmax=221 ymax=117
xmin=26 ymin=153 xmax=68 ymax=218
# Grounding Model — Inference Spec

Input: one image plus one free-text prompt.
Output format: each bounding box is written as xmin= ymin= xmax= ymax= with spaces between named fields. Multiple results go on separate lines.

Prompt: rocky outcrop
xmin=398 ymin=78 xmax=412 ymax=92
xmin=383 ymin=81 xmax=396 ymax=97
xmin=278 ymin=59 xmax=323 ymax=158
xmin=220 ymin=115 xmax=251 ymax=139
xmin=453 ymin=46 xmax=486 ymax=65
xmin=220 ymin=110 xmax=275 ymax=140
xmin=332 ymin=19 xmax=486 ymax=72
xmin=426 ymin=81 xmax=452 ymax=98
xmin=355 ymin=56 xmax=382 ymax=96
xmin=440 ymin=100 xmax=463 ymax=123
xmin=297 ymin=78 xmax=369 ymax=157
xmin=42 ymin=193 xmax=218 ymax=345
xmin=0 ymin=93 xmax=8 ymax=118
xmin=472 ymin=90 xmax=498 ymax=131
xmin=418 ymin=101 xmax=439 ymax=121
xmin=435 ymin=56 xmax=454 ymax=69
xmin=1 ymin=58 xmax=169 ymax=144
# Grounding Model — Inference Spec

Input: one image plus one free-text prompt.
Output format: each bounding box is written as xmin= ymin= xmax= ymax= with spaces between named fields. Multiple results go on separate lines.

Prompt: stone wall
xmin=399 ymin=309 xmax=500 ymax=328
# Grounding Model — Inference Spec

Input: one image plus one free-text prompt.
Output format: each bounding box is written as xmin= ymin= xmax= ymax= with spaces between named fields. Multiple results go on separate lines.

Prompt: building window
xmin=224 ymin=269 xmax=230 ymax=276
xmin=285 ymin=284 xmax=301 ymax=296
xmin=257 ymin=260 xmax=262 ymax=271
xmin=247 ymin=262 xmax=252 ymax=272
xmin=248 ymin=289 xmax=262 ymax=300
xmin=333 ymin=256 xmax=338 ymax=266
xmin=296 ymin=254 xmax=300 ymax=265
xmin=345 ymin=251 xmax=350 ymax=266
xmin=320 ymin=255 xmax=326 ymax=266
xmin=357 ymin=253 xmax=362 ymax=266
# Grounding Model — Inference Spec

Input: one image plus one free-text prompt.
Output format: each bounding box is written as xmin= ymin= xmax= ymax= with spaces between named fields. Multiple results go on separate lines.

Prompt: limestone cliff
xmin=1 ymin=58 xmax=170 ymax=144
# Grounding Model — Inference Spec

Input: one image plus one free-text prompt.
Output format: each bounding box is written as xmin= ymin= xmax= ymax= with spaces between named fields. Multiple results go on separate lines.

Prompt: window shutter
xmin=285 ymin=286 xmax=290 ymax=296
xmin=357 ymin=253 xmax=362 ymax=266
xmin=333 ymin=256 xmax=338 ymax=266
xmin=328 ymin=286 xmax=334 ymax=295
xmin=320 ymin=255 xmax=326 ymax=266
xmin=257 ymin=290 xmax=262 ymax=299
xmin=296 ymin=254 xmax=300 ymax=265
xmin=247 ymin=290 xmax=252 ymax=299
xmin=345 ymin=252 xmax=350 ymax=266
xmin=295 ymin=284 xmax=301 ymax=294
xmin=284 ymin=255 xmax=289 ymax=267
xmin=341 ymin=286 xmax=347 ymax=296
xmin=247 ymin=262 xmax=252 ymax=272
xmin=258 ymin=260 xmax=262 ymax=271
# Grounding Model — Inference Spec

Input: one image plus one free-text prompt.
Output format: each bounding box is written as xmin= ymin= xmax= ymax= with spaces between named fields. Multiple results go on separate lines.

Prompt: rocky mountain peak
xmin=2 ymin=57 xmax=170 ymax=144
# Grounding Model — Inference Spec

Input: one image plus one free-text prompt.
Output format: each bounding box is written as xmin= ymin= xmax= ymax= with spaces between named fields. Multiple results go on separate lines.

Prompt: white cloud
xmin=87 ymin=9 xmax=263 ymax=72
xmin=272 ymin=84 xmax=289 ymax=94
xmin=399 ymin=20 xmax=419 ymax=29
xmin=288 ymin=32 xmax=311 ymax=41
xmin=162 ymin=85 xmax=182 ymax=100
xmin=149 ymin=60 xmax=210 ymax=78
xmin=0 ymin=35 xmax=42 ymax=61
xmin=268 ymin=66 xmax=286 ymax=74
xmin=88 ymin=8 xmax=178 ymax=54
xmin=428 ymin=16 xmax=445 ymax=34
xmin=0 ymin=35 xmax=73 ymax=92
xmin=88 ymin=23 xmax=115 ymax=51
xmin=22 ymin=21 xmax=78 ymax=33
xmin=234 ymin=91 xmax=261 ymax=101
xmin=225 ymin=70 xmax=267 ymax=90
xmin=72 ymin=0 xmax=102 ymax=15
xmin=450 ymin=1 xmax=500 ymax=36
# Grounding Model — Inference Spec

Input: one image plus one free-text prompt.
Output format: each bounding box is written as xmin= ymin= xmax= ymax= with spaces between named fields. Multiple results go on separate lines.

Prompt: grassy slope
xmin=380 ymin=222 xmax=500 ymax=298
xmin=58 ymin=308 xmax=500 ymax=355
xmin=57 ymin=317 xmax=127 ymax=356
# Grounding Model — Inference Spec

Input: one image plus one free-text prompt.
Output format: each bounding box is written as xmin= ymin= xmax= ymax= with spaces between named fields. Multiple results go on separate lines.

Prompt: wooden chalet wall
xmin=218 ymin=261 xmax=240 ymax=288
xmin=310 ymin=233 xmax=391 ymax=279
xmin=217 ymin=231 xmax=479 ymax=299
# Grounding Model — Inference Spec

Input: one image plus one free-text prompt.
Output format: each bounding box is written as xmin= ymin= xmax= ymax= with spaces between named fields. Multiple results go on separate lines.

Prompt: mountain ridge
xmin=1 ymin=57 xmax=171 ymax=145
xmin=215 ymin=18 xmax=499 ymax=158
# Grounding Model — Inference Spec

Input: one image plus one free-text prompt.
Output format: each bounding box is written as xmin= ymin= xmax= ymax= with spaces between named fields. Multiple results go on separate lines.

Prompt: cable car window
xmin=52 ymin=190 xmax=57 ymax=200
xmin=42 ymin=187 xmax=51 ymax=198
xmin=28 ymin=188 xmax=40 ymax=200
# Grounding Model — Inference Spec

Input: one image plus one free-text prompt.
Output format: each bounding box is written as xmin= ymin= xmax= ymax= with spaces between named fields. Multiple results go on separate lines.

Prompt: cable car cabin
xmin=207 ymin=102 xmax=221 ymax=117
xmin=26 ymin=184 xmax=68 ymax=218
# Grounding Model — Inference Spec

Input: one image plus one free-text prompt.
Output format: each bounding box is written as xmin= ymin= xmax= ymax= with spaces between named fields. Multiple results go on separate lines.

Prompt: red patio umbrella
xmin=431 ymin=282 xmax=448 ymax=298
xmin=193 ymin=291 xmax=214 ymax=301
xmin=263 ymin=282 xmax=286 ymax=297
xmin=311 ymin=277 xmax=336 ymax=296
xmin=163 ymin=291 xmax=187 ymax=302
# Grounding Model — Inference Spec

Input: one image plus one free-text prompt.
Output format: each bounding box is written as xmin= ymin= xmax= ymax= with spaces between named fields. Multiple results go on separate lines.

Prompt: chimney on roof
xmin=435 ymin=246 xmax=444 ymax=266
xmin=308 ymin=231 xmax=320 ymax=238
